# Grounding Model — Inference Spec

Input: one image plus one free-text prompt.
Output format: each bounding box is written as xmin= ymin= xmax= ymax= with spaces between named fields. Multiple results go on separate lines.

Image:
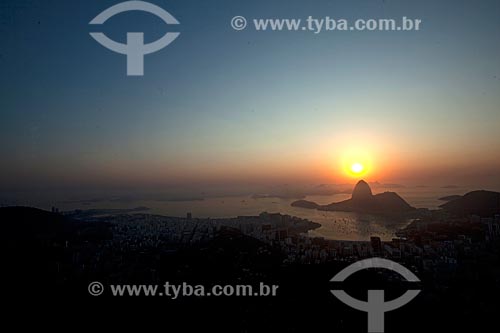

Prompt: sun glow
xmin=346 ymin=160 xmax=368 ymax=178
xmin=327 ymin=132 xmax=386 ymax=181
xmin=338 ymin=148 xmax=373 ymax=179
xmin=351 ymin=162 xmax=364 ymax=174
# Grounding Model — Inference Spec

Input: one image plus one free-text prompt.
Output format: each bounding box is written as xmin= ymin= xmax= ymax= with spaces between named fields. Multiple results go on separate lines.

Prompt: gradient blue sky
xmin=1 ymin=0 xmax=500 ymax=197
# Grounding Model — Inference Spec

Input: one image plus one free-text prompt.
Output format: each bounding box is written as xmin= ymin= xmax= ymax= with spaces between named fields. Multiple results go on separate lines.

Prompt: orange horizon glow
xmin=337 ymin=146 xmax=375 ymax=180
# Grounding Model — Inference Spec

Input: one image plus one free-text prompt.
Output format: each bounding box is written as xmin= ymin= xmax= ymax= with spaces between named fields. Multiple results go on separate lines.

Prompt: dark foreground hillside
xmin=1 ymin=206 xmax=500 ymax=332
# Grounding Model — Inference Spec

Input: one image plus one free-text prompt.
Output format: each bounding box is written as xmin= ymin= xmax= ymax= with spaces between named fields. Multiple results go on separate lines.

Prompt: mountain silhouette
xmin=352 ymin=180 xmax=373 ymax=200
xmin=440 ymin=190 xmax=500 ymax=217
xmin=0 ymin=206 xmax=76 ymax=242
xmin=292 ymin=180 xmax=415 ymax=214
xmin=0 ymin=206 xmax=112 ymax=242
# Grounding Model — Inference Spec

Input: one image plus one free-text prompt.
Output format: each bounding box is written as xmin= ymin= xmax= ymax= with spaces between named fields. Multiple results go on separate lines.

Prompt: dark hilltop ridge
xmin=292 ymin=180 xmax=415 ymax=214
xmin=438 ymin=195 xmax=463 ymax=202
xmin=0 ymin=206 xmax=111 ymax=242
xmin=440 ymin=190 xmax=500 ymax=217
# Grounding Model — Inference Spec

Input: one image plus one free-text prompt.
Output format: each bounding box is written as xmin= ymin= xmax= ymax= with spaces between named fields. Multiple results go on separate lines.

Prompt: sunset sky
xmin=1 ymin=0 xmax=500 ymax=197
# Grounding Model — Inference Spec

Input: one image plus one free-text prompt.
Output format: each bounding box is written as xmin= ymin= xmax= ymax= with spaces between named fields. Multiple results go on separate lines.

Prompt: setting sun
xmin=336 ymin=146 xmax=374 ymax=179
xmin=351 ymin=163 xmax=364 ymax=174
xmin=346 ymin=161 xmax=368 ymax=178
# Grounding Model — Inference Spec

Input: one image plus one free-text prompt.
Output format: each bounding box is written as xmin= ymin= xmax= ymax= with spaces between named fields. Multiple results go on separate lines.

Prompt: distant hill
xmin=438 ymin=195 xmax=462 ymax=202
xmin=0 ymin=206 xmax=111 ymax=242
xmin=290 ymin=200 xmax=320 ymax=209
xmin=0 ymin=206 xmax=76 ymax=241
xmin=292 ymin=180 xmax=415 ymax=215
xmin=440 ymin=190 xmax=500 ymax=217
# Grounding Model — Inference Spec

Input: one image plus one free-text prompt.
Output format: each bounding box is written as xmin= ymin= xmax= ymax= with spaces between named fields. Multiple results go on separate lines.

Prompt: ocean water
xmin=34 ymin=186 xmax=480 ymax=241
